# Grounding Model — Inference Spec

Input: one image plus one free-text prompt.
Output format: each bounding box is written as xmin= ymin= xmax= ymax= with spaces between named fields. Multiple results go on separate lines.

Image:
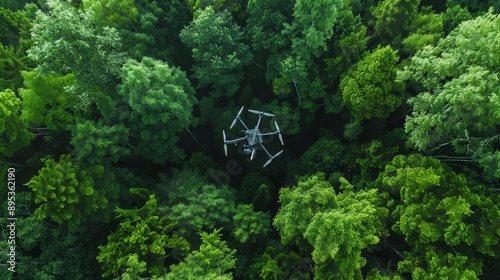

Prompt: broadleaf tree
xmin=118 ymin=56 xmax=197 ymax=163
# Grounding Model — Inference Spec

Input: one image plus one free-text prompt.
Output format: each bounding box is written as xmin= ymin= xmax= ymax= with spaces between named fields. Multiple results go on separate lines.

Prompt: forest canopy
xmin=1 ymin=0 xmax=500 ymax=279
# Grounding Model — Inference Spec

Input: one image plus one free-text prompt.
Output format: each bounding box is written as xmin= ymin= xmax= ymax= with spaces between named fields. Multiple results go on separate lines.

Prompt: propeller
xmin=249 ymin=109 xmax=275 ymax=117
xmin=251 ymin=148 xmax=256 ymax=160
xmin=230 ymin=106 xmax=244 ymax=129
xmin=263 ymin=150 xmax=284 ymax=168
xmin=275 ymin=121 xmax=284 ymax=145
xmin=223 ymin=130 xmax=227 ymax=156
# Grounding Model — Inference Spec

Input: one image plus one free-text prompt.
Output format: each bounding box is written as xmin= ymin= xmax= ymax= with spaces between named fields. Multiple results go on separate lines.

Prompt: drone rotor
xmin=263 ymin=150 xmax=284 ymax=168
xmin=275 ymin=121 xmax=284 ymax=145
xmin=251 ymin=148 xmax=256 ymax=160
xmin=223 ymin=130 xmax=227 ymax=156
xmin=230 ymin=106 xmax=244 ymax=129
xmin=248 ymin=109 xmax=275 ymax=117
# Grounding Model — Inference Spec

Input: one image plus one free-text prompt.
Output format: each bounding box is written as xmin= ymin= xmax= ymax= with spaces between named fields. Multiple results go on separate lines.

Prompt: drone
xmin=223 ymin=106 xmax=284 ymax=167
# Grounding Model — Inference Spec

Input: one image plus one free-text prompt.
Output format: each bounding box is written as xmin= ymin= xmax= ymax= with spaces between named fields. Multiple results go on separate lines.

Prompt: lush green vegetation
xmin=1 ymin=0 xmax=499 ymax=279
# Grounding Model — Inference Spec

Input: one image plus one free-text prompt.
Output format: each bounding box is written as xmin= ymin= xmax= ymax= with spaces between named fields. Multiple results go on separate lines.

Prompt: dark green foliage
xmin=71 ymin=119 xmax=130 ymax=164
xmin=180 ymin=6 xmax=252 ymax=97
xmin=442 ymin=4 xmax=472 ymax=34
xmin=232 ymin=204 xmax=271 ymax=243
xmin=446 ymin=0 xmax=500 ymax=15
xmin=372 ymin=0 xmax=421 ymax=46
xmin=157 ymin=170 xmax=237 ymax=240
xmin=5 ymin=1 xmax=500 ymax=279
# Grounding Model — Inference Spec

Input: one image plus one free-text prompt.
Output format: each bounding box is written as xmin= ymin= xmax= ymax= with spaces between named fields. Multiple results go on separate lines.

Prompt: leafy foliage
xmin=158 ymin=170 xmax=237 ymax=239
xmin=97 ymin=195 xmax=189 ymax=278
xmin=25 ymin=155 xmax=109 ymax=228
xmin=160 ymin=229 xmax=236 ymax=280
xmin=118 ymin=56 xmax=197 ymax=163
xmin=377 ymin=154 xmax=500 ymax=277
xmin=340 ymin=46 xmax=404 ymax=120
xmin=274 ymin=173 xmax=389 ymax=279
xmin=401 ymin=11 xmax=500 ymax=178
xmin=28 ymin=0 xmax=125 ymax=87
xmin=180 ymin=6 xmax=252 ymax=97
xmin=232 ymin=204 xmax=270 ymax=243
xmin=19 ymin=70 xmax=77 ymax=130
xmin=0 ymin=88 xmax=33 ymax=156
xmin=71 ymin=119 xmax=130 ymax=164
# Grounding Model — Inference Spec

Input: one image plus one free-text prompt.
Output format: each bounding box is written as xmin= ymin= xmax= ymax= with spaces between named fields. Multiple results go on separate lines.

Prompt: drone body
xmin=223 ymin=107 xmax=284 ymax=167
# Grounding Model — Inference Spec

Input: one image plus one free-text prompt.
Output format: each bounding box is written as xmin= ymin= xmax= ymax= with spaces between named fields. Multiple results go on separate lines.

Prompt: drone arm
xmin=259 ymin=142 xmax=273 ymax=158
xmin=259 ymin=131 xmax=279 ymax=136
xmin=238 ymin=118 xmax=250 ymax=130
xmin=225 ymin=137 xmax=246 ymax=145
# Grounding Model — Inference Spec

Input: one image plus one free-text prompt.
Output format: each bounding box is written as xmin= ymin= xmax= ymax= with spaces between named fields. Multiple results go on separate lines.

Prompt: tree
xmin=157 ymin=170 xmax=237 ymax=240
xmin=272 ymin=0 xmax=343 ymax=112
xmin=82 ymin=0 xmax=191 ymax=61
xmin=274 ymin=173 xmax=389 ymax=279
xmin=0 ymin=88 xmax=33 ymax=157
xmin=402 ymin=6 xmax=444 ymax=54
xmin=376 ymin=154 xmax=500 ymax=278
xmin=28 ymin=0 xmax=125 ymax=88
xmin=340 ymin=46 xmax=404 ymax=120
xmin=97 ymin=195 xmax=189 ymax=279
xmin=400 ymin=11 xmax=500 ymax=179
xmin=232 ymin=204 xmax=271 ymax=243
xmin=371 ymin=0 xmax=421 ymax=46
xmin=118 ymin=56 xmax=197 ymax=163
xmin=446 ymin=0 xmax=500 ymax=15
xmin=180 ymin=6 xmax=252 ymax=97
xmin=0 ymin=7 xmax=33 ymax=91
xmin=25 ymin=155 xmax=115 ymax=228
xmin=160 ymin=229 xmax=236 ymax=280
xmin=71 ymin=119 xmax=130 ymax=164
xmin=19 ymin=70 xmax=78 ymax=131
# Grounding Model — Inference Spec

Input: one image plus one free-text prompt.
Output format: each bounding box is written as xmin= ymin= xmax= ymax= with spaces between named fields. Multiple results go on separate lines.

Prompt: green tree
xmin=446 ymin=0 xmax=500 ymax=15
xmin=157 ymin=170 xmax=237 ymax=240
xmin=232 ymin=204 xmax=270 ymax=243
xmin=246 ymin=0 xmax=293 ymax=53
xmin=402 ymin=7 xmax=444 ymax=54
xmin=0 ymin=7 xmax=33 ymax=91
xmin=97 ymin=195 xmax=189 ymax=278
xmin=28 ymin=0 xmax=125 ymax=88
xmin=25 ymin=155 xmax=111 ymax=228
xmin=442 ymin=4 xmax=472 ymax=34
xmin=0 ymin=88 xmax=33 ymax=157
xmin=71 ymin=119 xmax=130 ymax=164
xmin=377 ymin=154 xmax=500 ymax=278
xmin=180 ymin=6 xmax=252 ymax=97
xmin=340 ymin=46 xmax=404 ymax=120
xmin=272 ymin=0 xmax=343 ymax=111
xmin=372 ymin=0 xmax=421 ymax=46
xmin=118 ymin=57 xmax=197 ymax=163
xmin=274 ymin=173 xmax=389 ymax=279
xmin=160 ymin=229 xmax=236 ymax=280
xmin=82 ymin=0 xmax=191 ymax=61
xmin=19 ymin=70 xmax=77 ymax=131
xmin=400 ymin=11 xmax=500 ymax=179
